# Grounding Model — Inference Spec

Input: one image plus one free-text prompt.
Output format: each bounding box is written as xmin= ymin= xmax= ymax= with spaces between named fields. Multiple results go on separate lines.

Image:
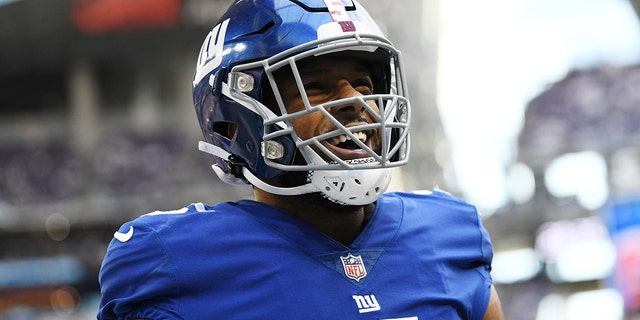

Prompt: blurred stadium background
xmin=1 ymin=0 xmax=640 ymax=319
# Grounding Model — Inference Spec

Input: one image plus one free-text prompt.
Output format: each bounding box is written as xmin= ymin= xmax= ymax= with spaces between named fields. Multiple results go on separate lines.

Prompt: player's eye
xmin=351 ymin=79 xmax=373 ymax=95
xmin=303 ymin=81 xmax=327 ymax=94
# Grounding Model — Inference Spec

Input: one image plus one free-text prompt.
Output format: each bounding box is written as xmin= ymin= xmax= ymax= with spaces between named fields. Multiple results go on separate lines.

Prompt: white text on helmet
xmin=194 ymin=18 xmax=230 ymax=84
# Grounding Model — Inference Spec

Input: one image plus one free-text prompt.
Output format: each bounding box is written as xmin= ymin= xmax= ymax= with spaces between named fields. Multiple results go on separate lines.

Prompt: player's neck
xmin=253 ymin=189 xmax=371 ymax=246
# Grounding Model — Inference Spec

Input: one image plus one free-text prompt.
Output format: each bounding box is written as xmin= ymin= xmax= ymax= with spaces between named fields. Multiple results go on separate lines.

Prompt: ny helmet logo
xmin=194 ymin=18 xmax=230 ymax=84
xmin=340 ymin=253 xmax=367 ymax=282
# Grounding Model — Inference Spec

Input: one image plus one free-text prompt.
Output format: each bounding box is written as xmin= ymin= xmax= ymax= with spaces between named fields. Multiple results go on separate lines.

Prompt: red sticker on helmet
xmin=323 ymin=0 xmax=348 ymax=22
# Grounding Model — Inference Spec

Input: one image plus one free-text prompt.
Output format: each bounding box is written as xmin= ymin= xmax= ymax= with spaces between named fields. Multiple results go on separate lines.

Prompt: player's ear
xmin=211 ymin=121 xmax=238 ymax=140
xmin=227 ymin=123 xmax=238 ymax=139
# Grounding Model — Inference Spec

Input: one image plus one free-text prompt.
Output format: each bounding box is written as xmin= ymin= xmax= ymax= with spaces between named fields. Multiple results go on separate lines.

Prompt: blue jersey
xmin=98 ymin=190 xmax=494 ymax=319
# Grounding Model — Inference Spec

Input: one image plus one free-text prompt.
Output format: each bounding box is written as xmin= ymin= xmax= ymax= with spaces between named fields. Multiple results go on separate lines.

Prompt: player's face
xmin=276 ymin=57 xmax=382 ymax=161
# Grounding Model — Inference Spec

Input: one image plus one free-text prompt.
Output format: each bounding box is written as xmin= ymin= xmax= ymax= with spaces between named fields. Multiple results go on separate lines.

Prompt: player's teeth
xmin=353 ymin=132 xmax=367 ymax=142
xmin=328 ymin=132 xmax=367 ymax=145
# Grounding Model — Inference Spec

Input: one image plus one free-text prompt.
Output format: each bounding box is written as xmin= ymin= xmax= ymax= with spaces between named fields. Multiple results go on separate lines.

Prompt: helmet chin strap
xmin=244 ymin=166 xmax=391 ymax=206
xmin=199 ymin=141 xmax=316 ymax=195
xmin=198 ymin=141 xmax=391 ymax=205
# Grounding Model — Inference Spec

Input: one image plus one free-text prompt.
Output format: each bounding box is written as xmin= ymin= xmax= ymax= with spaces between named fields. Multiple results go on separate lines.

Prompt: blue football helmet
xmin=193 ymin=0 xmax=411 ymax=205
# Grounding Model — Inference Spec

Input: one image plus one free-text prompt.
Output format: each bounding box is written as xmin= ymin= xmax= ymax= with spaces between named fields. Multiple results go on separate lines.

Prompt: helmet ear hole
xmin=213 ymin=121 xmax=238 ymax=140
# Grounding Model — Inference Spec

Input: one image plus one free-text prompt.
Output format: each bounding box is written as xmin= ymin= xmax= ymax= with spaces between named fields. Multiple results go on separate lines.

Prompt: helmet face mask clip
xmin=193 ymin=0 xmax=411 ymax=205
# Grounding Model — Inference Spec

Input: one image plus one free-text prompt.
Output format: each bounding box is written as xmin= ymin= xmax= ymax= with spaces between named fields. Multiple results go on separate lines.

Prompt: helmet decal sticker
xmin=323 ymin=0 xmax=349 ymax=22
xmin=338 ymin=20 xmax=356 ymax=32
xmin=323 ymin=0 xmax=357 ymax=33
xmin=194 ymin=18 xmax=230 ymax=84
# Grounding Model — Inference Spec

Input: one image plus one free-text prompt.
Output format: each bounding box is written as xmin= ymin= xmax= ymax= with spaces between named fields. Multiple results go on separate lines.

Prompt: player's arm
xmin=483 ymin=285 xmax=504 ymax=320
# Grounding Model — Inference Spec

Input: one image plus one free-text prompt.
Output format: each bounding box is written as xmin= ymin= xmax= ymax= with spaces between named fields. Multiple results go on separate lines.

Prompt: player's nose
xmin=329 ymin=80 xmax=365 ymax=117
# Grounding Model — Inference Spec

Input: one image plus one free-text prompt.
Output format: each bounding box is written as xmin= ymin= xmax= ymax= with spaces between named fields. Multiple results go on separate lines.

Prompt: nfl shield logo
xmin=340 ymin=253 xmax=367 ymax=282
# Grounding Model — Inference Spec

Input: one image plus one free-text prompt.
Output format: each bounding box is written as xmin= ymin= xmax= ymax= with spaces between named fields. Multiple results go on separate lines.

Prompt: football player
xmin=98 ymin=0 xmax=503 ymax=319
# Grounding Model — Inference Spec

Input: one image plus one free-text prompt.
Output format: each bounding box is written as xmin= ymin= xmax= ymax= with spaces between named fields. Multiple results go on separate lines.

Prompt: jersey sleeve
xmin=471 ymin=207 xmax=495 ymax=318
xmin=97 ymin=219 xmax=182 ymax=320
xmin=434 ymin=191 xmax=495 ymax=319
xmin=430 ymin=190 xmax=494 ymax=268
xmin=402 ymin=190 xmax=495 ymax=319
